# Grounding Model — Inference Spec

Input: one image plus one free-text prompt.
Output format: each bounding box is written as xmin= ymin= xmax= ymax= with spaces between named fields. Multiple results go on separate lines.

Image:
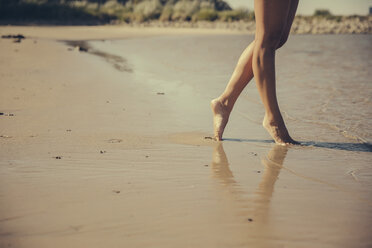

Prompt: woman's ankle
xmin=216 ymin=96 xmax=235 ymax=113
xmin=263 ymin=113 xmax=285 ymax=127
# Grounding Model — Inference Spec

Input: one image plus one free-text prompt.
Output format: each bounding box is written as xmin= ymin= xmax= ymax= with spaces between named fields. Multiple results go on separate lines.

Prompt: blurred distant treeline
xmin=0 ymin=1 xmax=369 ymax=25
xmin=0 ymin=0 xmax=256 ymax=24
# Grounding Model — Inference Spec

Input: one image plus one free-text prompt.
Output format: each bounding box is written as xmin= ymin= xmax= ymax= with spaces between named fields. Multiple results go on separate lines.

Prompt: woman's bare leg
xmin=211 ymin=0 xmax=299 ymax=142
xmin=211 ymin=41 xmax=255 ymax=141
xmin=276 ymin=0 xmax=299 ymax=49
xmin=253 ymin=0 xmax=297 ymax=145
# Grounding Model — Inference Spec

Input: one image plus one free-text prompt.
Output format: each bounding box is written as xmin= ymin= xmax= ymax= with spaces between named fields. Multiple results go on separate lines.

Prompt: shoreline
xmin=0 ymin=25 xmax=245 ymax=41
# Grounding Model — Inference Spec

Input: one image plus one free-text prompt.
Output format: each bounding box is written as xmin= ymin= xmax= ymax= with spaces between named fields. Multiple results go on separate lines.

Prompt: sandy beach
xmin=1 ymin=26 xmax=372 ymax=248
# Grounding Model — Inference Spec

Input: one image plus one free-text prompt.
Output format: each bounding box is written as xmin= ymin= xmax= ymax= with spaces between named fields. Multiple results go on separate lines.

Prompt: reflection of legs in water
xmin=211 ymin=142 xmax=236 ymax=186
xmin=210 ymin=143 xmax=288 ymax=223
xmin=254 ymin=145 xmax=288 ymax=223
xmin=258 ymin=145 xmax=288 ymax=198
xmin=210 ymin=143 xmax=288 ymax=245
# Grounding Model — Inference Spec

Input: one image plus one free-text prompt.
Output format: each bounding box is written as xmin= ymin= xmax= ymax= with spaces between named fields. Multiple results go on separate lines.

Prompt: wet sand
xmin=0 ymin=26 xmax=372 ymax=248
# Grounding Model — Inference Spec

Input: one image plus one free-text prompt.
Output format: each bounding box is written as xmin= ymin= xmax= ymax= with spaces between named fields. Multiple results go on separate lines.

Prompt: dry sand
xmin=0 ymin=26 xmax=371 ymax=248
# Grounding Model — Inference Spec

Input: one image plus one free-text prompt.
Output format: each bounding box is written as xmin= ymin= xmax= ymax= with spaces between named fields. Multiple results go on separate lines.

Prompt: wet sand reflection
xmin=211 ymin=143 xmax=288 ymax=244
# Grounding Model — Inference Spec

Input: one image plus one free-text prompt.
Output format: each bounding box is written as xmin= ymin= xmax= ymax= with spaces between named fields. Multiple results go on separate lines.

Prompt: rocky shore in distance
xmin=116 ymin=15 xmax=372 ymax=34
xmin=291 ymin=16 xmax=372 ymax=34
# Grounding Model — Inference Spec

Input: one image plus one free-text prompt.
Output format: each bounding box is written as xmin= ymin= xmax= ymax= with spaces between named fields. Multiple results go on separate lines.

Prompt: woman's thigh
xmin=254 ymin=0 xmax=292 ymax=47
xmin=278 ymin=0 xmax=299 ymax=47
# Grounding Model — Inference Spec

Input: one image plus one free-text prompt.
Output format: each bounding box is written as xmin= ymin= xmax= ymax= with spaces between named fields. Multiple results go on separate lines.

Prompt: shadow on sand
xmin=222 ymin=138 xmax=372 ymax=153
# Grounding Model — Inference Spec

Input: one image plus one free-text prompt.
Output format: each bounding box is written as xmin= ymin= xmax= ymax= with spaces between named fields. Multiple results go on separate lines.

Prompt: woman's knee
xmin=276 ymin=26 xmax=291 ymax=49
xmin=255 ymin=30 xmax=283 ymax=50
xmin=276 ymin=34 xmax=288 ymax=49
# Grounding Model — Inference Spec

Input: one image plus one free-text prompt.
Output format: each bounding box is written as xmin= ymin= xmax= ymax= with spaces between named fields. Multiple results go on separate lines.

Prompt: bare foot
xmin=211 ymin=98 xmax=230 ymax=141
xmin=263 ymin=116 xmax=298 ymax=145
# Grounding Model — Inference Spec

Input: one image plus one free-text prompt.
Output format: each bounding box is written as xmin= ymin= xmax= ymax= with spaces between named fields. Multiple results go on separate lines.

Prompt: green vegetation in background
xmin=312 ymin=9 xmax=342 ymax=22
xmin=0 ymin=1 xmax=366 ymax=24
xmin=218 ymin=8 xmax=254 ymax=22
xmin=0 ymin=0 xmax=113 ymax=23
xmin=0 ymin=0 xmax=252 ymax=23
xmin=313 ymin=9 xmax=332 ymax=17
xmin=295 ymin=9 xmax=368 ymax=23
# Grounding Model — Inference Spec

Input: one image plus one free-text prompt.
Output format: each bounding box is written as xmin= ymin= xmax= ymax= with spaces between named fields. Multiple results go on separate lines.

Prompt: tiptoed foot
xmin=263 ymin=115 xmax=299 ymax=145
xmin=211 ymin=98 xmax=230 ymax=141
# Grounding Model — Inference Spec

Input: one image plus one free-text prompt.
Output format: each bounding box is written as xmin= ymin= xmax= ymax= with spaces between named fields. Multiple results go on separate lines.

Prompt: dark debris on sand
xmin=63 ymin=40 xmax=133 ymax=73
xmin=0 ymin=112 xmax=15 ymax=116
xmin=0 ymin=135 xmax=12 ymax=138
xmin=2 ymin=34 xmax=26 ymax=43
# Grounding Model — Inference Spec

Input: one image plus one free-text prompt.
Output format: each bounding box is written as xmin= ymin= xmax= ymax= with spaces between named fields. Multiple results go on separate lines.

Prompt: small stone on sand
xmin=78 ymin=46 xmax=88 ymax=52
xmin=108 ymin=139 xmax=122 ymax=143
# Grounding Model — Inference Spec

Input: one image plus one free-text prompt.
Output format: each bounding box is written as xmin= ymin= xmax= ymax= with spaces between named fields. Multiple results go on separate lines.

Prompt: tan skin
xmin=211 ymin=0 xmax=299 ymax=145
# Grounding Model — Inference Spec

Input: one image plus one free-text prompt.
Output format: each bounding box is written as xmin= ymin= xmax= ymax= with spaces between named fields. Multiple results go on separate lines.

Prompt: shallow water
xmin=90 ymin=35 xmax=372 ymax=247
xmin=92 ymin=34 xmax=372 ymax=147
